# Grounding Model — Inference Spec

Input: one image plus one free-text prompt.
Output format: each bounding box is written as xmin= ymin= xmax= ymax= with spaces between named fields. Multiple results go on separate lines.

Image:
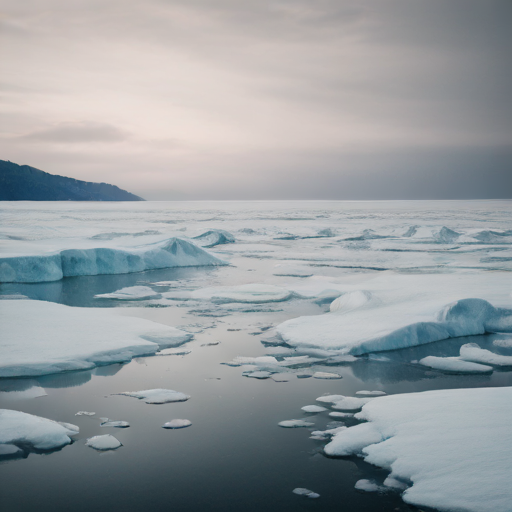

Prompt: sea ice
xmin=0 ymin=300 xmax=193 ymax=377
xmin=243 ymin=371 xmax=272 ymax=379
xmin=459 ymin=343 xmax=512 ymax=366
xmin=329 ymin=411 xmax=354 ymax=418
xmin=75 ymin=411 xmax=95 ymax=416
xmin=162 ymin=419 xmax=192 ymax=429
xmin=354 ymin=479 xmax=385 ymax=492
xmin=275 ymin=273 xmax=512 ymax=355
xmin=278 ymin=420 xmax=315 ymax=428
xmin=332 ymin=397 xmax=374 ymax=411
xmin=94 ymin=286 xmax=161 ymax=300
xmin=301 ymin=405 xmax=327 ymax=413
xmin=292 ymin=488 xmax=320 ymax=498
xmin=418 ymin=356 xmax=493 ymax=374
xmin=0 ymin=237 xmax=226 ymax=283
xmin=177 ymin=284 xmax=292 ymax=304
xmin=356 ymin=390 xmax=387 ymax=396
xmin=115 ymin=389 xmax=191 ymax=404
xmin=316 ymin=395 xmax=345 ymax=403
xmin=310 ymin=426 xmax=346 ymax=439
xmin=313 ymin=372 xmax=342 ymax=379
xmin=273 ymin=265 xmax=313 ymax=278
xmin=0 ymin=409 xmax=79 ymax=451
xmin=100 ymin=418 xmax=130 ymax=428
xmin=86 ymin=434 xmax=122 ymax=451
xmin=192 ymin=229 xmax=235 ymax=248
xmin=324 ymin=387 xmax=512 ymax=512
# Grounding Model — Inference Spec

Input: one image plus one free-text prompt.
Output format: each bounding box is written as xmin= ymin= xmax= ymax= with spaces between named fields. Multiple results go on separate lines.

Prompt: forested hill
xmin=0 ymin=160 xmax=144 ymax=201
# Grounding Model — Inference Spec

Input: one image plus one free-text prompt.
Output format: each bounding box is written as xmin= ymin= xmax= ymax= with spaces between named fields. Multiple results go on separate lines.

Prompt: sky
xmin=1 ymin=0 xmax=511 ymax=200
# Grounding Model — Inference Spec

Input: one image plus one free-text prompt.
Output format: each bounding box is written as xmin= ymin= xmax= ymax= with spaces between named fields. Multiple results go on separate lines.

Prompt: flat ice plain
xmin=1 ymin=200 xmax=512 ymax=512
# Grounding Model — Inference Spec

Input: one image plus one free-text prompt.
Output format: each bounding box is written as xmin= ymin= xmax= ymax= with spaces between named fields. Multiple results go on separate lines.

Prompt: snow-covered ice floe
xmin=100 ymin=418 xmax=130 ymax=428
xmin=301 ymin=405 xmax=327 ymax=413
xmin=86 ymin=434 xmax=122 ymax=451
xmin=162 ymin=419 xmax=192 ymax=429
xmin=459 ymin=343 xmax=512 ymax=366
xmin=354 ymin=479 xmax=386 ymax=493
xmin=0 ymin=409 xmax=79 ymax=453
xmin=278 ymin=420 xmax=315 ymax=428
xmin=0 ymin=300 xmax=193 ymax=377
xmin=324 ymin=387 xmax=512 ymax=512
xmin=292 ymin=488 xmax=320 ymax=498
xmin=418 ymin=356 xmax=493 ymax=374
xmin=94 ymin=286 xmax=161 ymax=300
xmin=0 ymin=237 xmax=226 ymax=283
xmin=274 ymin=273 xmax=512 ymax=355
xmin=115 ymin=389 xmax=190 ymax=404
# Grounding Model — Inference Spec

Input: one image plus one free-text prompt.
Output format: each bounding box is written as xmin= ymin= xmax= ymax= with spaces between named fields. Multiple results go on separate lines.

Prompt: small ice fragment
xmin=75 ymin=411 xmax=96 ymax=416
xmin=272 ymin=374 xmax=292 ymax=382
xmin=383 ymin=476 xmax=408 ymax=491
xmin=356 ymin=390 xmax=386 ymax=396
xmin=332 ymin=396 xmax=373 ymax=411
xmin=100 ymin=418 xmax=130 ymax=428
xmin=355 ymin=479 xmax=384 ymax=492
xmin=157 ymin=348 xmax=191 ymax=356
xmin=329 ymin=411 xmax=354 ymax=418
xmin=292 ymin=488 xmax=320 ymax=498
xmin=115 ymin=389 xmax=190 ymax=404
xmin=201 ymin=342 xmax=220 ymax=346
xmin=419 ymin=356 xmax=493 ymax=374
xmin=162 ymin=419 xmax=192 ymax=429
xmin=316 ymin=394 xmax=345 ymax=403
xmin=296 ymin=372 xmax=313 ymax=379
xmin=86 ymin=434 xmax=122 ymax=451
xmin=313 ymin=372 xmax=342 ymax=379
xmin=94 ymin=286 xmax=160 ymax=301
xmin=493 ymin=338 xmax=512 ymax=348
xmin=459 ymin=343 xmax=512 ymax=366
xmin=244 ymin=371 xmax=272 ymax=379
xmin=301 ymin=405 xmax=327 ymax=413
xmin=278 ymin=420 xmax=315 ymax=428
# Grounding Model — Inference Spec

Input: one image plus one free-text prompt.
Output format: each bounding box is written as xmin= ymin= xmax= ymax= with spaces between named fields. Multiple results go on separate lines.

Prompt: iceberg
xmin=275 ymin=273 xmax=512 ymax=355
xmin=0 ymin=409 xmax=79 ymax=452
xmin=115 ymin=389 xmax=190 ymax=404
xmin=324 ymin=387 xmax=512 ymax=512
xmin=0 ymin=237 xmax=226 ymax=283
xmin=86 ymin=434 xmax=122 ymax=451
xmin=0 ymin=300 xmax=193 ymax=377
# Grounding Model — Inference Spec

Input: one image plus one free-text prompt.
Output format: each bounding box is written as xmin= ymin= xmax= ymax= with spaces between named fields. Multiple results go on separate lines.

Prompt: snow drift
xmin=0 ymin=237 xmax=226 ymax=283
xmin=324 ymin=387 xmax=512 ymax=512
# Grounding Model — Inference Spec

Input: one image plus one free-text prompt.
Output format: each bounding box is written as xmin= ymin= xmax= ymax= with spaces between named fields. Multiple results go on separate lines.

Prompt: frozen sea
xmin=1 ymin=200 xmax=512 ymax=512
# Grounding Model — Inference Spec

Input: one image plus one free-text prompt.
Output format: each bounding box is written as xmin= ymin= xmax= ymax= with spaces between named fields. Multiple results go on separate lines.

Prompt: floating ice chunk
xmin=94 ymin=286 xmax=161 ymax=300
xmin=311 ymin=426 xmax=346 ymax=439
xmin=100 ymin=418 xmax=130 ymax=428
xmin=493 ymin=338 xmax=512 ymax=348
xmin=355 ymin=479 xmax=385 ymax=492
xmin=459 ymin=343 xmax=512 ymax=366
xmin=329 ymin=411 xmax=354 ymax=418
xmin=0 ymin=300 xmax=193 ymax=378
xmin=301 ymin=405 xmax=327 ymax=413
xmin=162 ymin=419 xmax=192 ymax=429
xmin=279 ymin=420 xmax=315 ymax=428
xmin=419 ymin=356 xmax=493 ymax=374
xmin=76 ymin=411 xmax=95 ymax=416
xmin=192 ymin=229 xmax=235 ymax=248
xmin=0 ymin=237 xmax=227 ymax=283
xmin=115 ymin=389 xmax=190 ymax=404
xmin=313 ymin=372 xmax=342 ymax=379
xmin=0 ymin=409 xmax=79 ymax=451
xmin=383 ymin=476 xmax=408 ymax=491
xmin=296 ymin=372 xmax=313 ymax=379
xmin=224 ymin=356 xmax=279 ymax=367
xmin=332 ymin=397 xmax=373 ymax=411
xmin=292 ymin=488 xmax=320 ymax=498
xmin=325 ymin=354 xmax=358 ymax=364
xmin=325 ymin=387 xmax=512 ymax=512
xmin=356 ymin=390 xmax=387 ymax=396
xmin=244 ymin=371 xmax=272 ymax=379
xmin=190 ymin=284 xmax=292 ymax=304
xmin=86 ymin=434 xmax=122 ymax=451
xmin=156 ymin=348 xmax=191 ymax=356
xmin=316 ymin=394 xmax=345 ymax=403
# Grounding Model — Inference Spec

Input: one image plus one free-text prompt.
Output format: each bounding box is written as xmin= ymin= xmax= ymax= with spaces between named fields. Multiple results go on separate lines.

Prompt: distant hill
xmin=0 ymin=160 xmax=144 ymax=201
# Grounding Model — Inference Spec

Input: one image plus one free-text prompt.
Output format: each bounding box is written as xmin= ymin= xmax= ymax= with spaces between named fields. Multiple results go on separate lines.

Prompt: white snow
xmin=162 ymin=419 xmax=192 ymax=429
xmin=324 ymin=387 xmax=512 ymax=512
xmin=115 ymin=389 xmax=190 ymax=404
xmin=94 ymin=286 xmax=161 ymax=300
xmin=278 ymin=419 xmax=315 ymax=428
xmin=419 ymin=356 xmax=493 ymax=374
xmin=0 ymin=300 xmax=192 ymax=377
xmin=459 ymin=343 xmax=512 ymax=366
xmin=301 ymin=405 xmax=327 ymax=413
xmin=0 ymin=409 xmax=79 ymax=451
xmin=86 ymin=434 xmax=122 ymax=451
xmin=275 ymin=273 xmax=512 ymax=355
xmin=0 ymin=237 xmax=226 ymax=283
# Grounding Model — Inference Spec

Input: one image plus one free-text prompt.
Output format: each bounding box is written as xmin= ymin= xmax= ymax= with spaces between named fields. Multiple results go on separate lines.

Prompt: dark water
xmin=2 ymin=266 xmax=512 ymax=512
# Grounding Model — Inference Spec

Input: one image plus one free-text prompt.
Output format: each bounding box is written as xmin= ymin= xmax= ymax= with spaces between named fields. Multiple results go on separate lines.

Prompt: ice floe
xmin=356 ymin=390 xmax=387 ymax=396
xmin=115 ymin=389 xmax=190 ymax=404
xmin=292 ymin=488 xmax=320 ymax=498
xmin=274 ymin=273 xmax=512 ymax=355
xmin=0 ymin=409 xmax=79 ymax=452
xmin=192 ymin=229 xmax=235 ymax=248
xmin=86 ymin=434 xmax=122 ymax=451
xmin=311 ymin=426 xmax=346 ymax=439
xmin=316 ymin=395 xmax=345 ymax=403
xmin=312 ymin=371 xmax=342 ymax=379
xmin=459 ymin=343 xmax=512 ymax=366
xmin=418 ymin=356 xmax=493 ymax=374
xmin=162 ymin=419 xmax=192 ymax=429
xmin=100 ymin=418 xmax=130 ymax=428
xmin=332 ymin=396 xmax=374 ymax=411
xmin=278 ymin=420 xmax=315 ymax=428
xmin=324 ymin=387 xmax=512 ymax=512
xmin=243 ymin=371 xmax=272 ymax=379
xmin=94 ymin=286 xmax=161 ymax=300
xmin=354 ymin=479 xmax=385 ymax=493
xmin=0 ymin=237 xmax=226 ymax=283
xmin=0 ymin=300 xmax=193 ymax=377
xmin=301 ymin=405 xmax=327 ymax=413
xmin=75 ymin=411 xmax=95 ymax=416
xmin=329 ymin=411 xmax=354 ymax=418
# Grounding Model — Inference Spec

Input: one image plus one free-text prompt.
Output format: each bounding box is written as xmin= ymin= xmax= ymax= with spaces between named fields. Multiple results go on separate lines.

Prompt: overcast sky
xmin=1 ymin=0 xmax=511 ymax=199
